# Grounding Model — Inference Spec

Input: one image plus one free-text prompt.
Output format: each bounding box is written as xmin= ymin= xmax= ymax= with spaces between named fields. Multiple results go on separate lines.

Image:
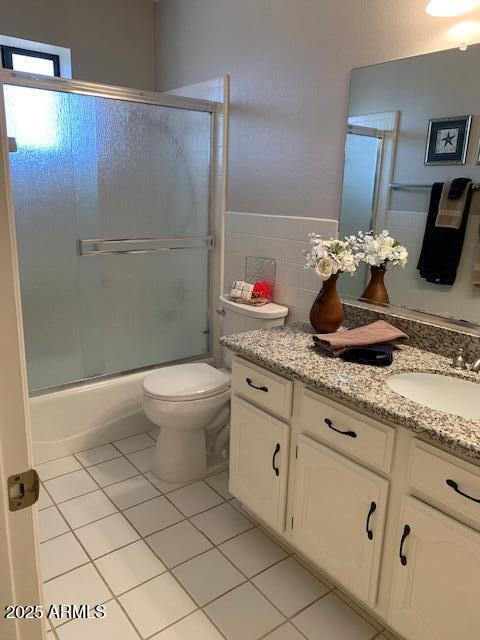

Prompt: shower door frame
xmin=0 ymin=69 xmax=226 ymax=640
xmin=1 ymin=69 xmax=224 ymax=395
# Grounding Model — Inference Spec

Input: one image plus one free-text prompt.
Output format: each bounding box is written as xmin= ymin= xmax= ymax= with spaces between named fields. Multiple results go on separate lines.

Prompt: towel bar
xmin=389 ymin=182 xmax=480 ymax=192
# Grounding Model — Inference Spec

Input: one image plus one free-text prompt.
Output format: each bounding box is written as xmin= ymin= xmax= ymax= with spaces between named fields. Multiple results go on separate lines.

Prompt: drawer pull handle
xmin=272 ymin=443 xmax=280 ymax=476
xmin=366 ymin=501 xmax=377 ymax=540
xmin=246 ymin=377 xmax=268 ymax=392
xmin=399 ymin=524 xmax=411 ymax=566
xmin=324 ymin=418 xmax=357 ymax=438
xmin=446 ymin=479 xmax=480 ymax=504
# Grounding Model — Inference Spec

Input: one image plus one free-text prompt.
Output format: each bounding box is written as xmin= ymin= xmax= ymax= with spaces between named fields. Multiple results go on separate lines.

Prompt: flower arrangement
xmin=355 ymin=230 xmax=408 ymax=269
xmin=304 ymin=234 xmax=359 ymax=281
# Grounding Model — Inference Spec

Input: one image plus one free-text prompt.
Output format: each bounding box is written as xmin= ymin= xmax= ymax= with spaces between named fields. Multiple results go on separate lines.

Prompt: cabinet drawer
xmin=300 ymin=389 xmax=394 ymax=472
xmin=408 ymin=440 xmax=480 ymax=526
xmin=231 ymin=356 xmax=293 ymax=420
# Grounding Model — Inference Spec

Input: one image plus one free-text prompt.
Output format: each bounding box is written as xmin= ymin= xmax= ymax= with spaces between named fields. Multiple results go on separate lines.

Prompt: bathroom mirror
xmin=339 ymin=43 xmax=480 ymax=328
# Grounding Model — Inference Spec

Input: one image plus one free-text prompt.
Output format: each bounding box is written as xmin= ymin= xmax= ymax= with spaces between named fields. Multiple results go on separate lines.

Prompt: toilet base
xmin=151 ymin=427 xmax=208 ymax=483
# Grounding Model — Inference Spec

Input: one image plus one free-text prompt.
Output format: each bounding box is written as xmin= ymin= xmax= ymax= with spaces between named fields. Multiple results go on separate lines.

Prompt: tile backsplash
xmin=224 ymin=212 xmax=338 ymax=322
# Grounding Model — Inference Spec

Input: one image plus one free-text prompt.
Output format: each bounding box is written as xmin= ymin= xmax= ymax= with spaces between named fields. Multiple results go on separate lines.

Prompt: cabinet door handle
xmin=446 ymin=479 xmax=480 ymax=504
xmin=272 ymin=443 xmax=280 ymax=476
xmin=324 ymin=418 xmax=357 ymax=438
xmin=366 ymin=501 xmax=377 ymax=540
xmin=399 ymin=524 xmax=411 ymax=566
xmin=246 ymin=377 xmax=268 ymax=392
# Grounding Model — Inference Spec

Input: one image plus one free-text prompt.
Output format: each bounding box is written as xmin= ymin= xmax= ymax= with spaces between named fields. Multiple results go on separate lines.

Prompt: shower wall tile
xmin=224 ymin=212 xmax=338 ymax=322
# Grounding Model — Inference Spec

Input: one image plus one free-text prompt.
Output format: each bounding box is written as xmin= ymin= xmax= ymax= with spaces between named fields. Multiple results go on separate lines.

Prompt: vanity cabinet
xmin=228 ymin=355 xmax=480 ymax=640
xmin=229 ymin=396 xmax=289 ymax=532
xmin=291 ymin=434 xmax=389 ymax=605
xmin=390 ymin=496 xmax=480 ymax=640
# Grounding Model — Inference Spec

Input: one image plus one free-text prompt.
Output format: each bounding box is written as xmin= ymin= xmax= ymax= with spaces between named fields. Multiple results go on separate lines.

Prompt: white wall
xmin=0 ymin=0 xmax=155 ymax=89
xmin=154 ymin=0 xmax=480 ymax=218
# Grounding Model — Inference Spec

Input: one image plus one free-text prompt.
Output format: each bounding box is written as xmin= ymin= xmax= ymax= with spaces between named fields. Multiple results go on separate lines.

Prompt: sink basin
xmin=386 ymin=372 xmax=480 ymax=420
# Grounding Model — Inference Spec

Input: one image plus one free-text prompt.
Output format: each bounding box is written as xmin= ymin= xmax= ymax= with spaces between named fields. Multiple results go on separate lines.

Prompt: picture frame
xmin=424 ymin=115 xmax=472 ymax=165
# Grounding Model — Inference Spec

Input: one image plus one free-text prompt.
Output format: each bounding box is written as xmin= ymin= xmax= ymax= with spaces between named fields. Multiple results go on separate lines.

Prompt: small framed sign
xmin=425 ymin=115 xmax=472 ymax=165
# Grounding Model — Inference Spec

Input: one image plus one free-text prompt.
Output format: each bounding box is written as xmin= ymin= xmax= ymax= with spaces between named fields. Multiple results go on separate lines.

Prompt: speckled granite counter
xmin=221 ymin=323 xmax=480 ymax=462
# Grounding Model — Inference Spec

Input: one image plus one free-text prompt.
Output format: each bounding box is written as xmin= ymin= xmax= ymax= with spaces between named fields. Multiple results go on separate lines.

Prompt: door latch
xmin=8 ymin=469 xmax=40 ymax=511
xmin=8 ymin=137 xmax=17 ymax=153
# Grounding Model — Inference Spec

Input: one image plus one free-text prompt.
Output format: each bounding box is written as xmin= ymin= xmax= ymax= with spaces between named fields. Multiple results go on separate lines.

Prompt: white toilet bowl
xmin=142 ymin=363 xmax=230 ymax=482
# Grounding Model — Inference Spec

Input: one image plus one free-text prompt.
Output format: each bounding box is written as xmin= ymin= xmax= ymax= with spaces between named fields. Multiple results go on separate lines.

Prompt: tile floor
xmin=36 ymin=430 xmax=395 ymax=640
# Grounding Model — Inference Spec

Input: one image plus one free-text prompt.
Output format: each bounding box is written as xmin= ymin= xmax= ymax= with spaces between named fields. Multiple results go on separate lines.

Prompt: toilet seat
xmin=142 ymin=363 xmax=230 ymax=402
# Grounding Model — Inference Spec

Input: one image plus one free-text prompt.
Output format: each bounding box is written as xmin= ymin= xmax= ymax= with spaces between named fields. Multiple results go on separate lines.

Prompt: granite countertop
xmin=221 ymin=323 xmax=480 ymax=462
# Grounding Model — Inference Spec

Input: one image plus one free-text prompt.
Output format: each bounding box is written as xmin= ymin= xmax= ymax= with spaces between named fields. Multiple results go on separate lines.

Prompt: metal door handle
xmin=446 ymin=479 xmax=480 ymax=504
xmin=272 ymin=443 xmax=280 ymax=476
xmin=366 ymin=501 xmax=377 ymax=540
xmin=399 ymin=524 xmax=411 ymax=566
xmin=324 ymin=418 xmax=357 ymax=438
xmin=246 ymin=378 xmax=268 ymax=392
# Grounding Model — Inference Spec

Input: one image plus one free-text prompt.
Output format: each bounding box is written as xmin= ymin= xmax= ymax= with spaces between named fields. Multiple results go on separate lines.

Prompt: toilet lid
xmin=142 ymin=363 xmax=230 ymax=401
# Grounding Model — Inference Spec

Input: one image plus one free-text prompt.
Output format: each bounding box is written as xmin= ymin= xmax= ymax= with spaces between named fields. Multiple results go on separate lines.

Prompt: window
xmin=1 ymin=45 xmax=60 ymax=77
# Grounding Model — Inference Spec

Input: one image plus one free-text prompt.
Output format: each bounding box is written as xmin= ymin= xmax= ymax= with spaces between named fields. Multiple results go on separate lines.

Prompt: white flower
xmin=304 ymin=234 xmax=360 ymax=280
xmin=355 ymin=230 xmax=408 ymax=270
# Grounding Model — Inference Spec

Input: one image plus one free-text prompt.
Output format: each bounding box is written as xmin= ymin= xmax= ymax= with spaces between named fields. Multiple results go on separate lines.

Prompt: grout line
xmin=39 ymin=443 xmax=386 ymax=640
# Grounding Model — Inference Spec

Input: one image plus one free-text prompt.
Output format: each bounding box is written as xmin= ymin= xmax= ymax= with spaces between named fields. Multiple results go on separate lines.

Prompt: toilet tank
xmin=220 ymin=295 xmax=288 ymax=369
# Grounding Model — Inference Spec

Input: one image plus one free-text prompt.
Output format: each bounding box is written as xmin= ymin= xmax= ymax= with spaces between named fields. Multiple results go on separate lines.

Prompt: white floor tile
xmin=219 ymin=528 xmax=288 ymax=578
xmin=252 ymin=557 xmax=329 ymax=617
xmin=104 ymin=475 xmax=160 ymax=510
xmin=125 ymin=447 xmax=155 ymax=473
xmin=42 ymin=564 xmax=111 ymax=627
xmin=205 ymin=471 xmax=231 ymax=500
xmin=56 ymin=600 xmax=138 ymax=640
xmin=123 ymin=496 xmax=183 ymax=537
xmin=190 ymin=503 xmax=253 ymax=545
xmin=58 ymin=490 xmax=117 ymax=529
xmin=40 ymin=533 xmax=89 ymax=581
xmin=151 ymin=610 xmax=224 ymax=640
xmin=204 ymin=583 xmax=285 ymax=640
xmin=95 ymin=540 xmax=166 ymax=595
xmin=263 ymin=623 xmax=306 ymax=640
xmin=114 ymin=433 xmax=155 ymax=454
xmin=144 ymin=472 xmax=189 ymax=493
xmin=44 ymin=470 xmax=97 ymax=504
xmin=75 ymin=513 xmax=139 ymax=559
xmin=38 ymin=506 xmax=69 ymax=543
xmin=87 ymin=457 xmax=138 ymax=487
xmin=119 ymin=573 xmax=196 ymax=638
xmin=146 ymin=520 xmax=212 ymax=568
xmin=168 ymin=481 xmax=224 ymax=517
xmin=292 ymin=593 xmax=378 ymax=640
xmin=173 ymin=548 xmax=244 ymax=606
xmin=75 ymin=444 xmax=121 ymax=467
xmin=37 ymin=486 xmax=54 ymax=510
xmin=37 ymin=456 xmax=82 ymax=481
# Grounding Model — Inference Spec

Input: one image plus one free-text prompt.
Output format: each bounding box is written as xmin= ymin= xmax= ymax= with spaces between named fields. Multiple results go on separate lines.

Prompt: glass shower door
xmin=5 ymin=83 xmax=213 ymax=391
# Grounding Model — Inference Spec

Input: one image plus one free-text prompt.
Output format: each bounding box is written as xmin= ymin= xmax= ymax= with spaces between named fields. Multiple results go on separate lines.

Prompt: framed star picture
xmin=425 ymin=116 xmax=472 ymax=165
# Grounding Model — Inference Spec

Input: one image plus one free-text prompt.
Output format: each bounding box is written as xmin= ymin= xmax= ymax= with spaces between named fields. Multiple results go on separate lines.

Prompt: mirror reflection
xmin=339 ymin=44 xmax=480 ymax=326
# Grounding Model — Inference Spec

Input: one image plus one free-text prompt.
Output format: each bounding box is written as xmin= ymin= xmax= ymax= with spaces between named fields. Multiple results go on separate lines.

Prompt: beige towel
xmin=313 ymin=320 xmax=409 ymax=357
xmin=435 ymin=181 xmax=470 ymax=229
xmin=474 ymin=229 xmax=480 ymax=286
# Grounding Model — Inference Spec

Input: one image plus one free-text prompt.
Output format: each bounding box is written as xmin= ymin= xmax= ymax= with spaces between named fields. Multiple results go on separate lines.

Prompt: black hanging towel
xmin=417 ymin=181 xmax=472 ymax=285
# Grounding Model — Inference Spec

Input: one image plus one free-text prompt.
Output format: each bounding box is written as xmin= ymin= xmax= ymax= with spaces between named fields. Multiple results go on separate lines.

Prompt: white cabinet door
xmin=390 ymin=496 xmax=480 ymax=640
xmin=291 ymin=434 xmax=389 ymax=605
xmin=229 ymin=395 xmax=289 ymax=532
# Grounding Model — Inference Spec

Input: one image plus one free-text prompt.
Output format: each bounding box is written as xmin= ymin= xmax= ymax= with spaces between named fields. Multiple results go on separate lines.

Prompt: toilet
xmin=142 ymin=295 xmax=288 ymax=482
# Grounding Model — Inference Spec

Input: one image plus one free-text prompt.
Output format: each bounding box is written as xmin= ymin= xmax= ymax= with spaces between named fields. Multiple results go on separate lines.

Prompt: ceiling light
xmin=426 ymin=0 xmax=480 ymax=16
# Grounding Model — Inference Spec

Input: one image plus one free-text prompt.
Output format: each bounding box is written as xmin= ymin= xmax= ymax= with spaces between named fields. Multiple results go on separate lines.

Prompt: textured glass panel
xmin=338 ymin=134 xmax=380 ymax=298
xmin=5 ymin=85 xmax=85 ymax=390
xmin=5 ymin=85 xmax=212 ymax=390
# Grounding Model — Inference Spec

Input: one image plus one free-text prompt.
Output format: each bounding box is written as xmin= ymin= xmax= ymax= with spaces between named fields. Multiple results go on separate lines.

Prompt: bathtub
xmin=30 ymin=369 xmax=158 ymax=464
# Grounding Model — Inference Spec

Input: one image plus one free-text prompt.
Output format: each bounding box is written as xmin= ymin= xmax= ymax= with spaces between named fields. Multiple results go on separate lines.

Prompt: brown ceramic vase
xmin=361 ymin=265 xmax=390 ymax=305
xmin=309 ymin=274 xmax=344 ymax=334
